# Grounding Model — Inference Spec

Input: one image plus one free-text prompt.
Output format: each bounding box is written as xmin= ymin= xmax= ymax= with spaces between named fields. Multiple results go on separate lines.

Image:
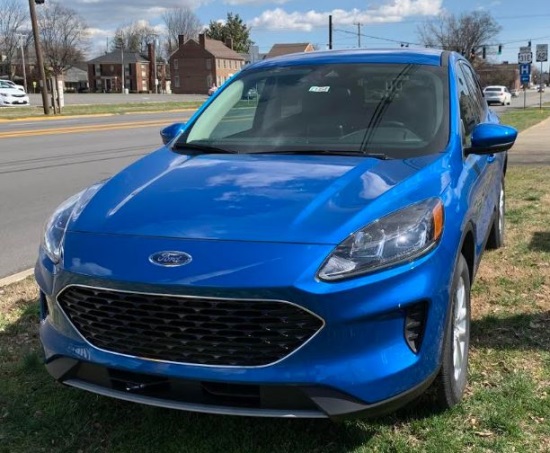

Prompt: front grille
xmin=57 ymin=286 xmax=323 ymax=367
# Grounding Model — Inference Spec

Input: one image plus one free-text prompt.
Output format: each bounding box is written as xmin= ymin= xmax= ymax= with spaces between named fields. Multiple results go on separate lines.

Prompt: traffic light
xmin=528 ymin=40 xmax=532 ymax=47
xmin=482 ymin=46 xmax=486 ymax=59
xmin=498 ymin=44 xmax=502 ymax=55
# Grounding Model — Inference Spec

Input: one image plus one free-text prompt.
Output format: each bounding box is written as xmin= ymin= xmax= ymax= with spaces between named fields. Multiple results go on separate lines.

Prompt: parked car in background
xmin=537 ymin=85 xmax=545 ymax=93
xmin=37 ymin=49 xmax=517 ymax=419
xmin=0 ymin=81 xmax=30 ymax=106
xmin=483 ymin=85 xmax=512 ymax=105
xmin=2 ymin=80 xmax=25 ymax=92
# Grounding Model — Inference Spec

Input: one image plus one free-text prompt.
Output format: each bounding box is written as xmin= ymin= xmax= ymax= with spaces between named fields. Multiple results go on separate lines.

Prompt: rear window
xmin=485 ymin=87 xmax=503 ymax=92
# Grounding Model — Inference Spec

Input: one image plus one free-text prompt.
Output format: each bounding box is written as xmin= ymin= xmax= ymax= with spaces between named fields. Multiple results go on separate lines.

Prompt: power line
xmin=335 ymin=27 xmax=550 ymax=50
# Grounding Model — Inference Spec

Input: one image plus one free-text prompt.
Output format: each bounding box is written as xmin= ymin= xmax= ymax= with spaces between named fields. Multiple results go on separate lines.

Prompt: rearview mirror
xmin=466 ymin=123 xmax=517 ymax=155
xmin=160 ymin=122 xmax=187 ymax=145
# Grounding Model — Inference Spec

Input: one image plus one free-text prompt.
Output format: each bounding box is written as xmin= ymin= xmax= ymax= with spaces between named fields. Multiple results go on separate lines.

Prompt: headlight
xmin=42 ymin=181 xmax=106 ymax=263
xmin=318 ymin=198 xmax=444 ymax=281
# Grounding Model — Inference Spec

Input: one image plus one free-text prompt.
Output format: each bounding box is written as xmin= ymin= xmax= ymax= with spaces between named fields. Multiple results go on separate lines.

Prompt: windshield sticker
xmin=309 ymin=86 xmax=330 ymax=93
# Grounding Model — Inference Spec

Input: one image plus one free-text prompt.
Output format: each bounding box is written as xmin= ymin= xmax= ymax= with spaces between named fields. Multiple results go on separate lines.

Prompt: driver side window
xmin=456 ymin=64 xmax=481 ymax=142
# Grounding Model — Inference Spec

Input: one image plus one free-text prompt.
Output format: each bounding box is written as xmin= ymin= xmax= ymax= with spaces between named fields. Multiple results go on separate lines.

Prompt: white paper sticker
xmin=309 ymin=86 xmax=331 ymax=93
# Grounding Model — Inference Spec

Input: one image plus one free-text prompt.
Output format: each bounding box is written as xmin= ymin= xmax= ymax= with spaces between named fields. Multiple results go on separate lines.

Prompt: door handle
xmin=487 ymin=154 xmax=496 ymax=163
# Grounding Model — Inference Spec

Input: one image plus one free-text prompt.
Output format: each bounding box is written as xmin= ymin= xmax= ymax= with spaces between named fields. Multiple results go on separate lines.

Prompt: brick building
xmin=87 ymin=47 xmax=167 ymax=93
xmin=169 ymin=33 xmax=245 ymax=94
xmin=476 ymin=63 xmax=521 ymax=91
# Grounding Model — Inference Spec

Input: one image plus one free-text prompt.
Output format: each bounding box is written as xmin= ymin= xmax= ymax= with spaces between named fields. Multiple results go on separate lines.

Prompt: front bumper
xmin=36 ymin=232 xmax=455 ymax=418
xmin=0 ymin=96 xmax=29 ymax=106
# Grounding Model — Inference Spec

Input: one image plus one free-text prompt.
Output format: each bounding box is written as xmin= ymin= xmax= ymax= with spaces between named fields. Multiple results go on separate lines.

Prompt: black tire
xmin=486 ymin=178 xmax=505 ymax=250
xmin=433 ymin=254 xmax=471 ymax=409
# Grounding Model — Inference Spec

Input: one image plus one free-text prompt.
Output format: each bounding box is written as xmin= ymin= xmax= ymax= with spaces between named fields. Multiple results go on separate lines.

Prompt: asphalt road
xmin=0 ymin=111 xmax=193 ymax=278
xmin=27 ymin=92 xmax=208 ymax=106
xmin=492 ymin=88 xmax=550 ymax=113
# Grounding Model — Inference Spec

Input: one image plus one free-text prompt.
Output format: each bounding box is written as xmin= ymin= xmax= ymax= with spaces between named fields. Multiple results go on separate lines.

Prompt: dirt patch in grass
xmin=0 ymin=280 xmax=39 ymax=368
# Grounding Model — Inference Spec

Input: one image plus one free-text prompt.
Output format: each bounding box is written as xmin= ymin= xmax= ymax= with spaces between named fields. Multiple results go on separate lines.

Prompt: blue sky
xmin=63 ymin=0 xmax=550 ymax=70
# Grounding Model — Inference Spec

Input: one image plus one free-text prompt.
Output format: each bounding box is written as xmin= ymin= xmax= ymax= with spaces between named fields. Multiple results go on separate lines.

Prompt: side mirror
xmin=466 ymin=123 xmax=517 ymax=155
xmin=160 ymin=122 xmax=187 ymax=145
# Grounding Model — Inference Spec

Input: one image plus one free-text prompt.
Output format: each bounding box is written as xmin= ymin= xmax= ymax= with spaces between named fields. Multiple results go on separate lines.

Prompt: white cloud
xmin=225 ymin=0 xmax=289 ymax=5
xmin=71 ymin=0 xmax=208 ymax=29
xmin=249 ymin=0 xmax=443 ymax=31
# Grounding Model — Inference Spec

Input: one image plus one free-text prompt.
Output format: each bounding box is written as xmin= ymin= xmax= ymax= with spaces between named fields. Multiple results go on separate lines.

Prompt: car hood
xmin=70 ymin=150 xmax=443 ymax=244
xmin=0 ymin=87 xmax=27 ymax=95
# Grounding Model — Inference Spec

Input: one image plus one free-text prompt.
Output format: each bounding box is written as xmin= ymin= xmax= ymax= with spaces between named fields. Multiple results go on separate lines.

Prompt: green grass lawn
xmin=499 ymin=108 xmax=550 ymax=132
xmin=0 ymin=101 xmax=204 ymax=120
xmin=1 ymin=167 xmax=549 ymax=453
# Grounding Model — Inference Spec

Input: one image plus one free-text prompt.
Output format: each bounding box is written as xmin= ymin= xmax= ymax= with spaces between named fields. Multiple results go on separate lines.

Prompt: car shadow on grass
xmin=529 ymin=231 xmax=550 ymax=252
xmin=470 ymin=311 xmax=550 ymax=351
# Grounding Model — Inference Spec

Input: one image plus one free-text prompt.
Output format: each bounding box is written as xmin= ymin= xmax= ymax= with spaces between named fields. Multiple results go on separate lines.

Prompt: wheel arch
xmin=459 ymin=226 xmax=476 ymax=287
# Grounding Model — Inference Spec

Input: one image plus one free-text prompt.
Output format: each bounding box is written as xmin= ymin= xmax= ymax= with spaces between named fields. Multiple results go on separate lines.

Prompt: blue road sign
xmin=520 ymin=63 xmax=531 ymax=84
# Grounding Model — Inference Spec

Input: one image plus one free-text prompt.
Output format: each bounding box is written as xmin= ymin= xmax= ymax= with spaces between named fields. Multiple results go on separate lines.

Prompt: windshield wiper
xmin=173 ymin=142 xmax=238 ymax=154
xmin=250 ymin=149 xmax=392 ymax=159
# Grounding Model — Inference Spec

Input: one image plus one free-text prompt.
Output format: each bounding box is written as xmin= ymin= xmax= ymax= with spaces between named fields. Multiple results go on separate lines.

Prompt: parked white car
xmin=2 ymin=80 xmax=25 ymax=91
xmin=483 ymin=85 xmax=512 ymax=106
xmin=0 ymin=81 xmax=30 ymax=106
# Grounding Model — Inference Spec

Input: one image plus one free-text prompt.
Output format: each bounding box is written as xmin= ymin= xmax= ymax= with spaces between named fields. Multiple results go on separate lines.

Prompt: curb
xmin=0 ymin=268 xmax=34 ymax=288
xmin=0 ymin=108 xmax=198 ymax=123
xmin=0 ymin=113 xmax=115 ymax=123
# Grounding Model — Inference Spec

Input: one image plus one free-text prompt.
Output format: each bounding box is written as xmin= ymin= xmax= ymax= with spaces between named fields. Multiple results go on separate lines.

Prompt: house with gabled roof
xmin=264 ymin=43 xmax=315 ymax=60
xmin=169 ymin=33 xmax=245 ymax=94
xmin=87 ymin=45 xmax=168 ymax=93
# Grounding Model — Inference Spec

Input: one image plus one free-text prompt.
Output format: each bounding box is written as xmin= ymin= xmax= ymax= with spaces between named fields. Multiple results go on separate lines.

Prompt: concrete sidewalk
xmin=509 ymin=117 xmax=550 ymax=165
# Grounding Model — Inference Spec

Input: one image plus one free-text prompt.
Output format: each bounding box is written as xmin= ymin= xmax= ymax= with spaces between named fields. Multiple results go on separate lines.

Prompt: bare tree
xmin=38 ymin=1 xmax=88 ymax=112
xmin=111 ymin=21 xmax=158 ymax=54
xmin=162 ymin=6 xmax=202 ymax=54
xmin=0 ymin=0 xmax=27 ymax=79
xmin=417 ymin=11 xmax=501 ymax=63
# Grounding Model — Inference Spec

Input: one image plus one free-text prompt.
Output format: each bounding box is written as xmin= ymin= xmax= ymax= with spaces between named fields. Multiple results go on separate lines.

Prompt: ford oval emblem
xmin=149 ymin=251 xmax=192 ymax=267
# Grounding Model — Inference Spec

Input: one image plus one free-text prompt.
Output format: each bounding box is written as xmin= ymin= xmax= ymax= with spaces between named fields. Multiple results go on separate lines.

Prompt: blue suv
xmin=36 ymin=49 xmax=517 ymax=419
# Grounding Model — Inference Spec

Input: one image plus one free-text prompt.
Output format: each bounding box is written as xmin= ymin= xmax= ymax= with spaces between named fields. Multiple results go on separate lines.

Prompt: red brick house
xmin=264 ymin=43 xmax=315 ymax=59
xmin=169 ymin=33 xmax=245 ymax=94
xmin=87 ymin=47 xmax=167 ymax=93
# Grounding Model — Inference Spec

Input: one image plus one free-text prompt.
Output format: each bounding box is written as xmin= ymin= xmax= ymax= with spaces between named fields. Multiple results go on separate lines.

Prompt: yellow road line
xmin=0 ymin=119 xmax=172 ymax=139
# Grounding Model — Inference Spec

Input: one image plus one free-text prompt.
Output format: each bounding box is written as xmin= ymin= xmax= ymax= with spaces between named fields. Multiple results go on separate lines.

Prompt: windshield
xmin=176 ymin=63 xmax=449 ymax=158
xmin=484 ymin=87 xmax=503 ymax=92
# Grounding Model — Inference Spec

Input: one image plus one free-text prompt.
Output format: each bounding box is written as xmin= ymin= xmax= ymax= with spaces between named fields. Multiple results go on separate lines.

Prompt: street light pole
xmin=28 ymin=0 xmax=49 ymax=115
xmin=15 ymin=33 xmax=28 ymax=93
xmin=20 ymin=41 xmax=27 ymax=93
xmin=154 ymin=38 xmax=158 ymax=94
xmin=121 ymin=45 xmax=125 ymax=94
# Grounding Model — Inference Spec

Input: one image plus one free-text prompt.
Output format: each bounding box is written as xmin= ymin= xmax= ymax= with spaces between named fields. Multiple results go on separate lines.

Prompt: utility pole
xmin=355 ymin=23 xmax=362 ymax=48
xmin=28 ymin=0 xmax=49 ymax=115
xmin=15 ymin=33 xmax=28 ymax=93
xmin=121 ymin=45 xmax=125 ymax=94
xmin=328 ymin=15 xmax=333 ymax=50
